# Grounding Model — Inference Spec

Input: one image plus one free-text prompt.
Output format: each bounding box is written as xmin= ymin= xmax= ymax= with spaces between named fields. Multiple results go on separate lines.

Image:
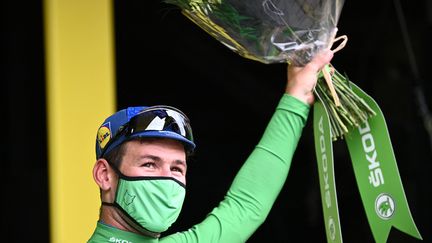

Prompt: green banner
xmin=314 ymin=93 xmax=343 ymax=243
xmin=344 ymin=83 xmax=422 ymax=243
xmin=313 ymin=83 xmax=422 ymax=242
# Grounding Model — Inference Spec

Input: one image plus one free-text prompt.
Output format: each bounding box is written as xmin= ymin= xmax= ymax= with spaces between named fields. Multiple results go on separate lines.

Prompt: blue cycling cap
xmin=95 ymin=106 xmax=195 ymax=159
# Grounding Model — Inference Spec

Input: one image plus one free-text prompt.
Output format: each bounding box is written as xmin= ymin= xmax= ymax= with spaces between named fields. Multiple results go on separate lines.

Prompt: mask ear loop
xmin=320 ymin=30 xmax=348 ymax=107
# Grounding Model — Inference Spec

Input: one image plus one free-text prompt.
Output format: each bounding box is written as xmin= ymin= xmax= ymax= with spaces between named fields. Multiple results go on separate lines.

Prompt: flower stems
xmin=314 ymin=64 xmax=376 ymax=141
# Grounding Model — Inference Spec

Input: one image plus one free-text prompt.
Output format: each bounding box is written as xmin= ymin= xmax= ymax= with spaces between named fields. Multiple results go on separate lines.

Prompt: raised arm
xmin=161 ymin=50 xmax=333 ymax=243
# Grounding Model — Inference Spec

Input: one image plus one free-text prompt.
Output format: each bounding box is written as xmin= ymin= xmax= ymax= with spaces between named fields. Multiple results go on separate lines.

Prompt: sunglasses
xmin=100 ymin=105 xmax=194 ymax=158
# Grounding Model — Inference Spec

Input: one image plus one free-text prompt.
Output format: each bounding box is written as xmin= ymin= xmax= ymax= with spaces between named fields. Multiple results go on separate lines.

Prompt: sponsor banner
xmin=314 ymin=83 xmax=422 ymax=242
xmin=344 ymin=83 xmax=422 ymax=243
xmin=314 ymin=93 xmax=343 ymax=243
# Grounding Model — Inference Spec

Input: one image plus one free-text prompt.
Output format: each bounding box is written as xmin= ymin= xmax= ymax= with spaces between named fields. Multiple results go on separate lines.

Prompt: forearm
xmin=161 ymin=51 xmax=332 ymax=243
xmin=161 ymin=94 xmax=310 ymax=243
xmin=210 ymin=94 xmax=310 ymax=240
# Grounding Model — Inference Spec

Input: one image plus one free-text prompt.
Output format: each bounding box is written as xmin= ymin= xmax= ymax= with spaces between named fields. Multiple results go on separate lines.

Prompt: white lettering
xmin=319 ymin=116 xmax=325 ymax=133
xmin=359 ymin=121 xmax=384 ymax=187
xmin=366 ymin=150 xmax=380 ymax=170
xmin=362 ymin=133 xmax=375 ymax=153
xmin=320 ymin=132 xmax=326 ymax=152
xmin=322 ymin=155 xmax=329 ymax=190
xmin=369 ymin=168 xmax=385 ymax=187
xmin=319 ymin=117 xmax=331 ymax=208
xmin=325 ymin=190 xmax=331 ymax=208
xmin=108 ymin=237 xmax=132 ymax=243
xmin=359 ymin=120 xmax=371 ymax=134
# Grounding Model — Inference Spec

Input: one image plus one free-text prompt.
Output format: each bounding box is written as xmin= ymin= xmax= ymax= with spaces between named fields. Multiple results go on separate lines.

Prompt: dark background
xmin=3 ymin=0 xmax=432 ymax=242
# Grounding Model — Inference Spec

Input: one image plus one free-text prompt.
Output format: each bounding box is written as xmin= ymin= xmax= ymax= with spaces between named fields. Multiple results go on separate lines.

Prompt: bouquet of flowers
xmin=164 ymin=2 xmax=424 ymax=242
xmin=164 ymin=0 xmax=376 ymax=140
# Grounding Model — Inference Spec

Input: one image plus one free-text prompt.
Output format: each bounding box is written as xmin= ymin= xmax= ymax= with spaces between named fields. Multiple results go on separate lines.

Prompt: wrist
xmin=285 ymin=86 xmax=315 ymax=105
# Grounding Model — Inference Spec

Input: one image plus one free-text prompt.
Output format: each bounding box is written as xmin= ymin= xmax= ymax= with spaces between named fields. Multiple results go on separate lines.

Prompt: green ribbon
xmin=313 ymin=93 xmax=343 ymax=243
xmin=313 ymin=84 xmax=422 ymax=243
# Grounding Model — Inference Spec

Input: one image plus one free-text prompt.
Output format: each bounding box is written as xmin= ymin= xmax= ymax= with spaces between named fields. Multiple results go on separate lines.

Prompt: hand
xmin=285 ymin=50 xmax=334 ymax=105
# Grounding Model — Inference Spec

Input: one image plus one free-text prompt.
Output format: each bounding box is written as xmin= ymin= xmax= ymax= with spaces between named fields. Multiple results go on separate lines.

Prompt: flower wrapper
xmin=166 ymin=0 xmax=344 ymax=66
xmin=164 ymin=0 xmax=376 ymax=140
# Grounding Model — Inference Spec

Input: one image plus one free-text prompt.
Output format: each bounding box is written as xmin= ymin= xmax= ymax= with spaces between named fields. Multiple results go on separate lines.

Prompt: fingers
xmin=305 ymin=50 xmax=334 ymax=72
xmin=285 ymin=50 xmax=334 ymax=105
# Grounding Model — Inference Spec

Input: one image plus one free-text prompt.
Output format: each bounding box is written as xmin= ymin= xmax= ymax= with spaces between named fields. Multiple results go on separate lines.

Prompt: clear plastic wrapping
xmin=167 ymin=0 xmax=345 ymax=66
xmin=166 ymin=0 xmax=379 ymax=141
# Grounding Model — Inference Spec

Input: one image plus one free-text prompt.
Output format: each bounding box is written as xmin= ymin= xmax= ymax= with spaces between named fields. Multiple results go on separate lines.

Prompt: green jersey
xmin=89 ymin=94 xmax=310 ymax=243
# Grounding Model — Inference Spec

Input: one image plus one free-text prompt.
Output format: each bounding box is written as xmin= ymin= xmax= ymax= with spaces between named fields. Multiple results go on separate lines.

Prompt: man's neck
xmin=99 ymin=206 xmax=161 ymax=238
xmin=100 ymin=205 xmax=140 ymax=234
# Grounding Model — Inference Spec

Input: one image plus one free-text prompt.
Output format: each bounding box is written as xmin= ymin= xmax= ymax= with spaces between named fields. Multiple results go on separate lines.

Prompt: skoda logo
xmin=375 ymin=193 xmax=395 ymax=220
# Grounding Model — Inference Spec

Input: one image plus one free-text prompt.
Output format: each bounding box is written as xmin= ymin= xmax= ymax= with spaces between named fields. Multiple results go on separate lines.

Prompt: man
xmin=88 ymin=50 xmax=334 ymax=242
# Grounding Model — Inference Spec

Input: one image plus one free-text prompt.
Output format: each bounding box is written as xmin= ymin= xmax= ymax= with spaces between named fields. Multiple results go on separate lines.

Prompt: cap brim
xmin=130 ymin=130 xmax=196 ymax=152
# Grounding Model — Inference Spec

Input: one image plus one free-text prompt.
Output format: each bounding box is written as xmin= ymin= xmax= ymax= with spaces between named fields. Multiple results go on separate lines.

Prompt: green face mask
xmin=103 ymin=174 xmax=186 ymax=237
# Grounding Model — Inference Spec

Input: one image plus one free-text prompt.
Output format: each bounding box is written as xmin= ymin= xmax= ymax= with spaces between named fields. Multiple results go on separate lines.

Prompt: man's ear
xmin=93 ymin=159 xmax=116 ymax=191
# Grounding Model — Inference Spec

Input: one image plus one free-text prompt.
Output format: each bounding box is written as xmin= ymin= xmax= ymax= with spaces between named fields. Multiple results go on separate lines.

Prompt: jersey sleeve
xmin=161 ymin=94 xmax=310 ymax=243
